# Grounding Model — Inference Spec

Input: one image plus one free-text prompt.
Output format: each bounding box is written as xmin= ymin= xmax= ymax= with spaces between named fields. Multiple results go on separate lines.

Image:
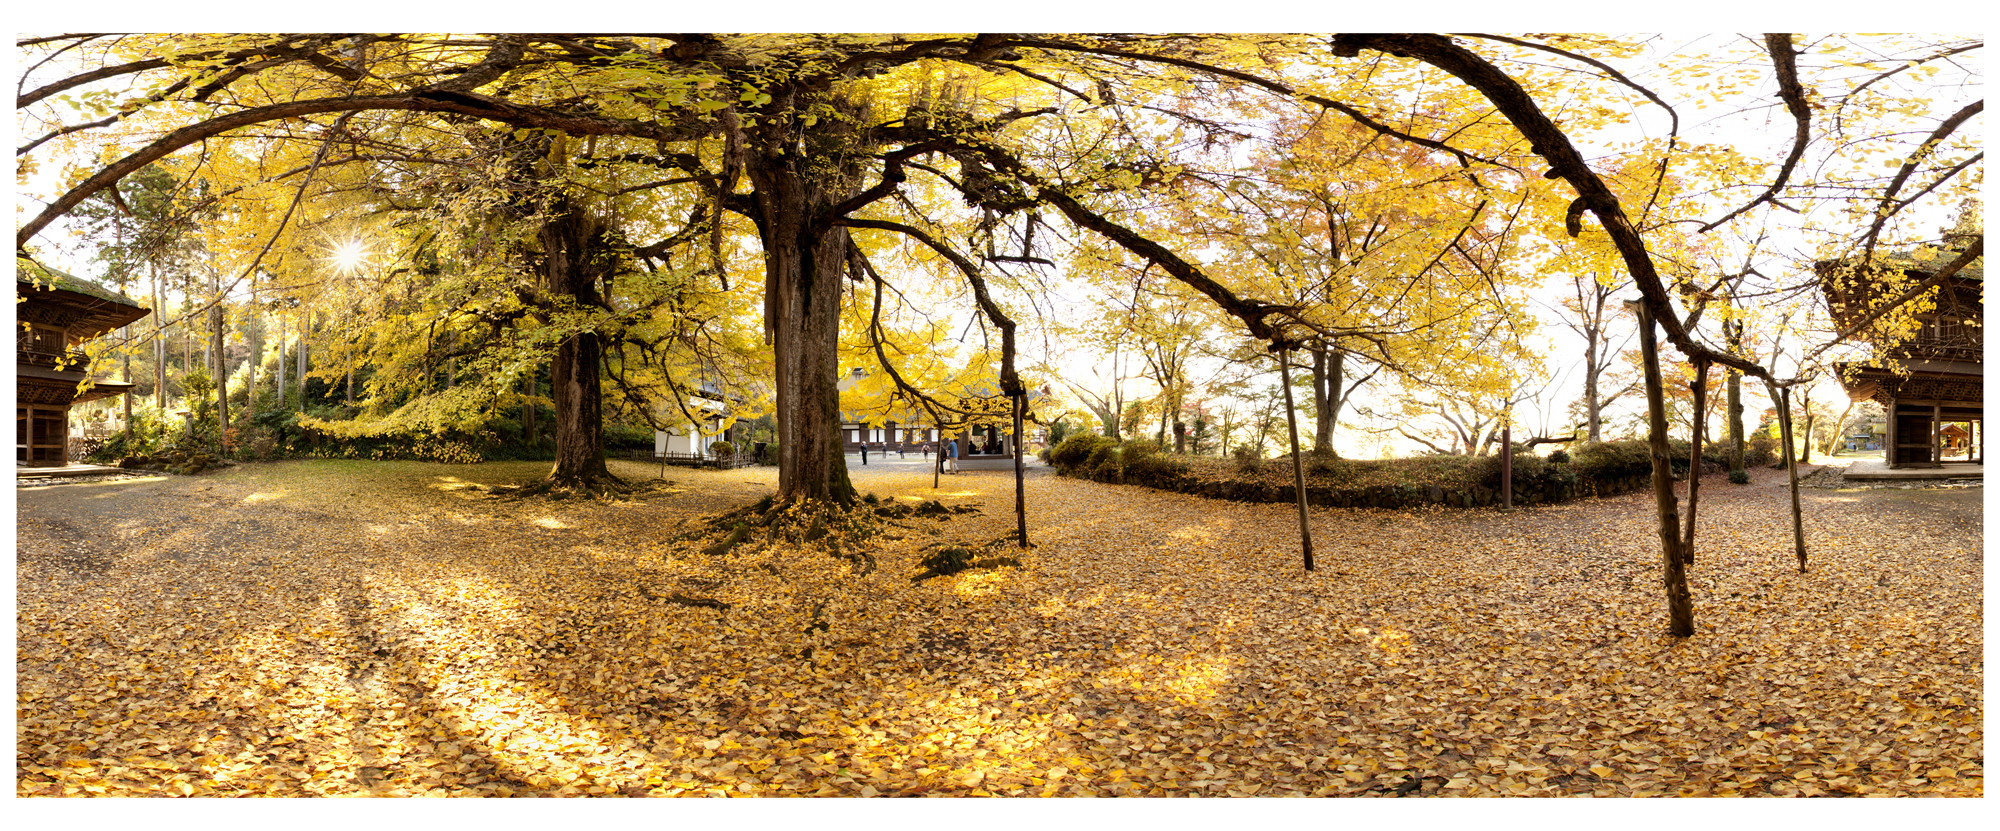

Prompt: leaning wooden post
xmin=1775 ymin=385 xmax=1808 ymax=573
xmin=1500 ymin=423 xmax=1513 ymax=510
xmin=1276 ymin=344 xmax=1315 ymax=572
xmin=1013 ymin=392 xmax=1029 ymax=549
xmin=1683 ymin=358 xmax=1710 ymax=566
xmin=1627 ymin=300 xmax=1694 ymax=636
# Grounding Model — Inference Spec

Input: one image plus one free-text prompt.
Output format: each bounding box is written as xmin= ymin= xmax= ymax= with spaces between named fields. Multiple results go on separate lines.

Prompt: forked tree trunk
xmin=1630 ymin=300 xmax=1693 ymax=636
xmin=1775 ymin=385 xmax=1808 ymax=572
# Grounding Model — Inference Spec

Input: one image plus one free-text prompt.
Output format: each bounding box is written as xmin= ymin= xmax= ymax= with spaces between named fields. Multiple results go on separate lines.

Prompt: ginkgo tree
xmin=17 ymin=33 xmax=1981 ymax=633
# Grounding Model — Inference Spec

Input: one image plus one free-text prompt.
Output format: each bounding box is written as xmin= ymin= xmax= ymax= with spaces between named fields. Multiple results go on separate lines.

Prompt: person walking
xmin=861 ymin=441 xmax=869 ymax=465
xmin=945 ymin=438 xmax=958 ymax=474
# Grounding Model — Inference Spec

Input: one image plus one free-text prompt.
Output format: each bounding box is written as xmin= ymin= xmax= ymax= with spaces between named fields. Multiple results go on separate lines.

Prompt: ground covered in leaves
xmin=16 ymin=458 xmax=1982 ymax=797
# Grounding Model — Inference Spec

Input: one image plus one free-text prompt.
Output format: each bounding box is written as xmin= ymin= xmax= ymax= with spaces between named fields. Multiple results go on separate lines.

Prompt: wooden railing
xmin=18 ymin=347 xmax=90 ymax=372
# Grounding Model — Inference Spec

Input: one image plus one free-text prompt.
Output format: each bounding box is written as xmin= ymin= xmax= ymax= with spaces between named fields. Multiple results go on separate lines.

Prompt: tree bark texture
xmin=276 ymin=312 xmax=287 ymax=405
xmin=1310 ymin=345 xmax=1346 ymax=456
xmin=1630 ymin=301 xmax=1694 ymax=636
xmin=1682 ymin=359 xmax=1708 ymax=566
xmin=539 ymin=201 xmax=613 ymax=486
xmin=1776 ymin=385 xmax=1809 ymax=573
xmin=744 ymin=106 xmax=860 ymax=506
xmin=153 ymin=267 xmax=167 ymax=411
xmin=1277 ymin=346 xmax=1315 ymax=572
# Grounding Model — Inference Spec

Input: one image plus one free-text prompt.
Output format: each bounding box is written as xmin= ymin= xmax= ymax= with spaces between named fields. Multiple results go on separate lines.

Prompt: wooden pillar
xmin=1885 ymin=400 xmax=1897 ymax=468
xmin=1932 ymin=402 xmax=1942 ymax=465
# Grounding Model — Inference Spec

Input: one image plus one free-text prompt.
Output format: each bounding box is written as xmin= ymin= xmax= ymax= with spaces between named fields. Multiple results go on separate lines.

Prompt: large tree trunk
xmin=1630 ymin=300 xmax=1694 ymax=637
xmin=1311 ymin=345 xmax=1345 ymax=456
xmin=539 ymin=202 xmax=616 ymax=490
xmin=746 ymin=133 xmax=859 ymax=507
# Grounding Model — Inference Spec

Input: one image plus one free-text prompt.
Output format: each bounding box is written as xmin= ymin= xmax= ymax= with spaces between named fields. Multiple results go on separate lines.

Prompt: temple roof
xmin=16 ymin=257 xmax=150 ymax=337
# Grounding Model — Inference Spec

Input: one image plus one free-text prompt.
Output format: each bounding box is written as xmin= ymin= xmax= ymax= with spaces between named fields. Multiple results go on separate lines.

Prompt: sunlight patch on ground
xmin=531 ymin=516 xmax=572 ymax=530
xmin=950 ymin=568 xmax=1016 ymax=600
xmin=241 ymin=490 xmax=289 ymax=504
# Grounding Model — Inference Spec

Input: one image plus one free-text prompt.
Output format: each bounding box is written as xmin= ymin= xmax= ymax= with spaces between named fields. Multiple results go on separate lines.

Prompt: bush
xmin=604 ymin=422 xmax=653 ymax=450
xmin=1124 ymin=451 xmax=1189 ymax=488
xmin=1083 ymin=442 xmax=1121 ymax=476
xmin=710 ymin=440 xmax=735 ymax=458
xmin=1479 ymin=450 xmax=1548 ymax=492
xmin=1745 ymin=434 xmax=1778 ymax=467
xmin=1047 ymin=433 xmax=1116 ymax=472
xmin=1232 ymin=445 xmax=1263 ymax=474
xmin=1571 ymin=439 xmax=1653 ymax=482
xmin=1546 ymin=448 xmax=1570 ymax=464
xmin=1728 ymin=469 xmax=1751 ymax=485
xmin=1306 ymin=449 xmax=1338 ymax=476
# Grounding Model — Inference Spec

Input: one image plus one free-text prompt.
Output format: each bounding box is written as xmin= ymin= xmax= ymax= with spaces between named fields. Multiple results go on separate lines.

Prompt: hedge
xmin=1041 ymin=435 xmax=1740 ymax=510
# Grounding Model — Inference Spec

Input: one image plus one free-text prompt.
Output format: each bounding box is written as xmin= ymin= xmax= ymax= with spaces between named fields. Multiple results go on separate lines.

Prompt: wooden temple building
xmin=836 ymin=367 xmax=1046 ymax=460
xmin=16 ymin=263 xmax=150 ymax=466
xmin=1821 ymin=246 xmax=1983 ymax=469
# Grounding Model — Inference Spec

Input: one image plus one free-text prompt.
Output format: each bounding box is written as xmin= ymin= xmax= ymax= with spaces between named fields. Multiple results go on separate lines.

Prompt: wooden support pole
xmin=1500 ymin=424 xmax=1512 ymax=510
xmin=1013 ymin=393 xmax=1029 ymax=549
xmin=1628 ymin=300 xmax=1693 ymax=636
xmin=1277 ymin=345 xmax=1315 ymax=572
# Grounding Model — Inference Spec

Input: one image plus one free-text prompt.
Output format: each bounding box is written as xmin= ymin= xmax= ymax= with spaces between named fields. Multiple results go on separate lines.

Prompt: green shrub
xmin=1048 ymin=433 xmax=1117 ymax=472
xmin=1745 ymin=434 xmax=1778 ymax=467
xmin=1728 ymin=469 xmax=1751 ymax=485
xmin=1118 ymin=438 xmax=1161 ymax=461
xmin=1124 ymin=452 xmax=1188 ymax=488
xmin=1479 ymin=451 xmax=1548 ymax=492
xmin=1546 ymin=448 xmax=1570 ymax=464
xmin=710 ymin=440 xmax=735 ymax=458
xmin=604 ymin=422 xmax=653 ymax=450
xmin=1572 ymin=439 xmax=1653 ymax=482
xmin=1083 ymin=442 xmax=1120 ymax=475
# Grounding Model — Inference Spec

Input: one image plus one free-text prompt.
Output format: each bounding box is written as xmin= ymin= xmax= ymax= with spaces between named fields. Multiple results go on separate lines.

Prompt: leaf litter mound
xmin=14 ymin=459 xmax=1981 ymax=797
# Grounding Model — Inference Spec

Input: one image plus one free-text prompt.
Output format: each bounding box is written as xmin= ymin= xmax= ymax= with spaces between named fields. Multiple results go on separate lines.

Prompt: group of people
xmin=854 ymin=438 xmax=961 ymax=474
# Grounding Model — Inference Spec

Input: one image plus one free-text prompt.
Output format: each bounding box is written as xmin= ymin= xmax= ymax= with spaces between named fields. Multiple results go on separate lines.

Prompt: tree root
xmin=911 ymin=536 xmax=1024 ymax=582
xmin=498 ymin=470 xmax=638 ymax=501
xmin=702 ymin=524 xmax=753 ymax=557
xmin=636 ymin=585 xmax=729 ymax=611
